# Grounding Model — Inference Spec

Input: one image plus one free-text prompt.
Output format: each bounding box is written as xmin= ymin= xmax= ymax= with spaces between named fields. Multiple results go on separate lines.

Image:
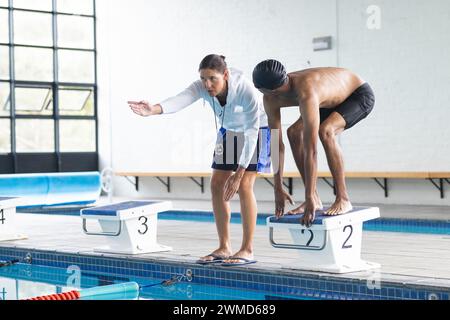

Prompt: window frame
xmin=0 ymin=0 xmax=98 ymax=173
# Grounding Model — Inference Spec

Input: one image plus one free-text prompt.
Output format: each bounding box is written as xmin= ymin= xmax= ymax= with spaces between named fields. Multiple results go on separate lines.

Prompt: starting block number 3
xmin=138 ymin=216 xmax=148 ymax=235
xmin=81 ymin=201 xmax=173 ymax=255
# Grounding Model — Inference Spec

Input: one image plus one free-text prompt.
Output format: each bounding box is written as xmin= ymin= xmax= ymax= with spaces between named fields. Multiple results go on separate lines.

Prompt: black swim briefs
xmin=320 ymin=83 xmax=375 ymax=130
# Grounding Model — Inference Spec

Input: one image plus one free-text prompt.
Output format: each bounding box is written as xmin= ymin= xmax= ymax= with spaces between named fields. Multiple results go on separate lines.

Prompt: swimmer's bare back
xmin=270 ymin=68 xmax=365 ymax=110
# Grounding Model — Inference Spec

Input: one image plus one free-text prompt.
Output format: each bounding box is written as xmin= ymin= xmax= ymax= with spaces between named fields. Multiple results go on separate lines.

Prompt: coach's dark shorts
xmin=212 ymin=127 xmax=271 ymax=173
xmin=320 ymin=83 xmax=375 ymax=130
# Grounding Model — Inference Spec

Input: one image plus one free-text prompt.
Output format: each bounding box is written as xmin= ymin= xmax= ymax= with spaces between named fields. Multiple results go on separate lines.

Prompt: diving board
xmin=267 ymin=207 xmax=380 ymax=273
xmin=0 ymin=197 xmax=27 ymax=242
xmin=81 ymin=201 xmax=172 ymax=255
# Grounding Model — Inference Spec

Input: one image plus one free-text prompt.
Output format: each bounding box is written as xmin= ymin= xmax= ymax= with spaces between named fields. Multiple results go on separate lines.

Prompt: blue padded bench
xmin=0 ymin=172 xmax=101 ymax=208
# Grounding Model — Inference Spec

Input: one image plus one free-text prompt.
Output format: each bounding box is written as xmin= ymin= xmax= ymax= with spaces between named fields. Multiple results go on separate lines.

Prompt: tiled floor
xmin=1 ymin=198 xmax=449 ymax=293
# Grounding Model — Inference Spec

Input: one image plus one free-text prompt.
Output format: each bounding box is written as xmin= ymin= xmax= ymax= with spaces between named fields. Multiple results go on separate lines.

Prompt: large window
xmin=0 ymin=0 xmax=98 ymax=173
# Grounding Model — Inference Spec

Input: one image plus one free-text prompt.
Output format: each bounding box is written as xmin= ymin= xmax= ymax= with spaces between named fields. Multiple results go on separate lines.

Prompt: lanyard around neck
xmin=212 ymin=97 xmax=227 ymax=132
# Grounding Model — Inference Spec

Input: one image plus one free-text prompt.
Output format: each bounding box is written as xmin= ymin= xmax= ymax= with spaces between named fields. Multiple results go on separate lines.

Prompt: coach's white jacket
xmin=160 ymin=68 xmax=268 ymax=169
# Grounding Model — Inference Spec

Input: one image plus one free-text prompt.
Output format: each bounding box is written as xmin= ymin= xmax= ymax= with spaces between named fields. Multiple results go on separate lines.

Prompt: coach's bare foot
xmin=325 ymin=198 xmax=353 ymax=216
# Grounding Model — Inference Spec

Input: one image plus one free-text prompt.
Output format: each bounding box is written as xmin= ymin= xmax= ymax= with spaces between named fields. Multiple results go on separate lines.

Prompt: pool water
xmin=0 ymin=263 xmax=310 ymax=301
xmin=6 ymin=207 xmax=448 ymax=301
xmin=17 ymin=208 xmax=450 ymax=235
xmin=158 ymin=211 xmax=450 ymax=235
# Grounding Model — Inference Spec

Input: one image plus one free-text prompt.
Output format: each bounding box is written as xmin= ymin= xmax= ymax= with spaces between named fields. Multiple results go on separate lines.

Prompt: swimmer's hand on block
xmin=128 ymin=100 xmax=162 ymax=116
xmin=274 ymin=188 xmax=295 ymax=218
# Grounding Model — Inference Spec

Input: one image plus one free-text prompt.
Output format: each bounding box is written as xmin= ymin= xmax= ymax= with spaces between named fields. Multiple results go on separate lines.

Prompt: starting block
xmin=0 ymin=197 xmax=28 ymax=242
xmin=81 ymin=201 xmax=172 ymax=255
xmin=267 ymin=207 xmax=380 ymax=274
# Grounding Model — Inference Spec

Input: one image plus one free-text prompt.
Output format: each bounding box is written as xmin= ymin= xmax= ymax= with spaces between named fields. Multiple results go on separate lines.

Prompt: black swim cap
xmin=252 ymin=59 xmax=288 ymax=90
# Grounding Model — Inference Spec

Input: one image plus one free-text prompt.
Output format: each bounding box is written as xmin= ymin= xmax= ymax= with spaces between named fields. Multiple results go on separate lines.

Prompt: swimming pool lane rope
xmin=25 ymin=273 xmax=189 ymax=300
xmin=140 ymin=273 xmax=188 ymax=288
xmin=0 ymin=259 xmax=19 ymax=268
xmin=28 ymin=290 xmax=81 ymax=300
xmin=1 ymin=257 xmax=191 ymax=300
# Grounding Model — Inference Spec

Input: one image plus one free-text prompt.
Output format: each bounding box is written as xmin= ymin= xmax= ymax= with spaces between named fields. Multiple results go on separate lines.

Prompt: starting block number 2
xmin=294 ymin=225 xmax=354 ymax=249
xmin=269 ymin=207 xmax=380 ymax=273
xmin=342 ymin=225 xmax=353 ymax=249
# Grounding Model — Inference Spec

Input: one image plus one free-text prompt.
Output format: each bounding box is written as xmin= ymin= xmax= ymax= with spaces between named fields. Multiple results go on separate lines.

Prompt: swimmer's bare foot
xmin=288 ymin=194 xmax=323 ymax=215
xmin=325 ymin=198 xmax=353 ymax=216
xmin=198 ymin=248 xmax=232 ymax=263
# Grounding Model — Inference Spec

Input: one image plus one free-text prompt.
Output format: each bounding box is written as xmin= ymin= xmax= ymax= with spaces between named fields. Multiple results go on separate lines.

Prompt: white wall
xmin=96 ymin=0 xmax=337 ymax=173
xmin=96 ymin=0 xmax=450 ymax=206
xmin=112 ymin=174 xmax=450 ymax=207
xmin=337 ymin=0 xmax=450 ymax=171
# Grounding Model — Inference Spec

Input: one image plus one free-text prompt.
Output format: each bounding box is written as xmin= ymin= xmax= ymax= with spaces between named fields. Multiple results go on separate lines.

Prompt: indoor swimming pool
xmin=1 ymin=247 xmax=447 ymax=301
xmin=17 ymin=208 xmax=450 ymax=235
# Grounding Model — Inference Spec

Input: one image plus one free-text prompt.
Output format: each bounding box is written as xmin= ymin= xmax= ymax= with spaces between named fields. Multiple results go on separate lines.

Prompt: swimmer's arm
xmin=265 ymin=97 xmax=294 ymax=216
xmin=264 ymin=96 xmax=285 ymax=190
xmin=299 ymin=94 xmax=320 ymax=200
xmin=264 ymin=97 xmax=294 ymax=217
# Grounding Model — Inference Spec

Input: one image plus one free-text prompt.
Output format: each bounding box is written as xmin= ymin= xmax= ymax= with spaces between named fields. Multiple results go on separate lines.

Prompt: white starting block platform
xmin=0 ymin=197 xmax=28 ymax=242
xmin=81 ymin=200 xmax=172 ymax=255
xmin=267 ymin=207 xmax=381 ymax=274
